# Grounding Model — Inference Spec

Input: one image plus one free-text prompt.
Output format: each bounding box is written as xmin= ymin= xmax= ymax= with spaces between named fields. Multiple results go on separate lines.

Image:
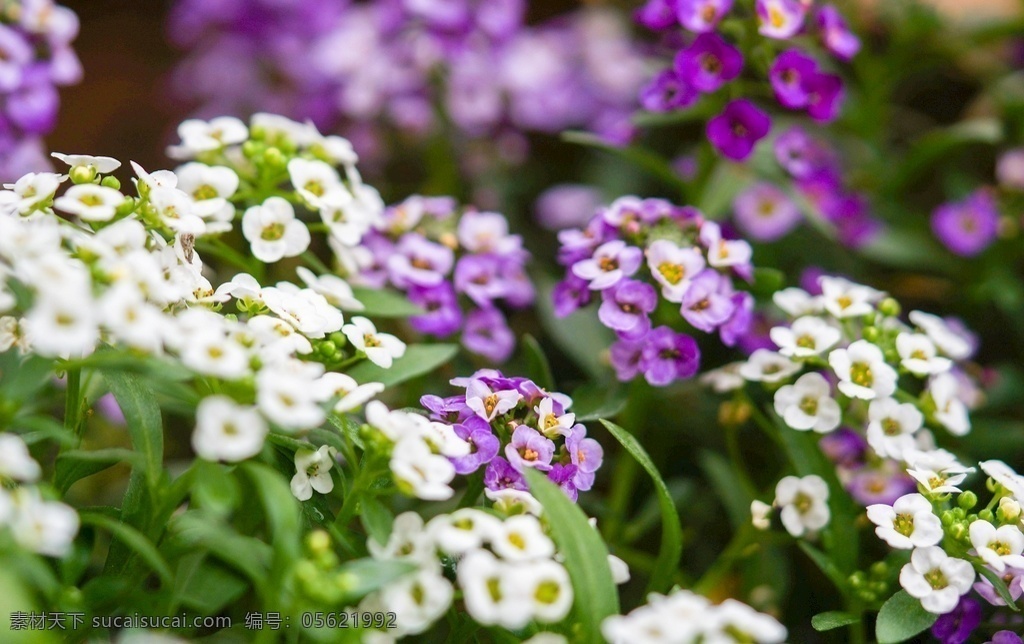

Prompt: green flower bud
xmin=978 ymin=509 xmax=994 ymax=523
xmin=940 ymin=510 xmax=955 ymax=526
xmin=869 ymin=561 xmax=889 ymax=578
xmin=848 ymin=571 xmax=866 ymax=589
xmin=319 ymin=340 xmax=338 ymax=357
xmin=100 ymin=175 xmax=121 ymax=190
xmin=242 ymin=140 xmax=260 ymax=158
xmin=250 ymin=125 xmax=266 ymax=141
xmin=306 ymin=529 xmax=330 ymax=555
xmin=952 ymin=507 xmax=966 ymax=520
xmin=949 ymin=522 xmax=968 ymax=541
xmin=70 ymin=165 xmax=96 ymax=184
xmin=998 ymin=497 xmax=1022 ymax=523
xmin=862 ymin=327 xmax=880 ymax=342
xmin=263 ymin=146 xmax=285 ymax=169
xmin=957 ymin=491 xmax=978 ymax=510
xmin=878 ymin=298 xmax=901 ymax=318
xmin=329 ymin=331 xmax=347 ymax=347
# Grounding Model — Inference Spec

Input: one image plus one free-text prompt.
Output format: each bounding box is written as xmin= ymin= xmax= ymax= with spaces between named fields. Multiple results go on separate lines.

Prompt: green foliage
xmin=875 ymin=590 xmax=938 ymax=644
xmin=347 ymin=344 xmax=458 ymax=387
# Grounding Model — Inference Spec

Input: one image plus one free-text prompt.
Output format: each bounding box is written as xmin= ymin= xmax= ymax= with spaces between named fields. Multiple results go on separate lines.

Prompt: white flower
xmin=168 ymin=116 xmax=249 ymax=159
xmin=699 ymin=362 xmax=746 ymax=393
xmin=180 ymin=329 xmax=250 ymax=379
xmin=828 ymin=340 xmax=898 ymax=400
xmin=390 ymin=437 xmax=456 ymax=501
xmin=290 ymin=445 xmax=337 ymax=501
xmin=4 ymin=172 xmax=64 ymax=214
xmin=0 ymin=434 xmax=40 ymax=482
xmin=296 ymin=266 xmax=363 ymax=310
xmin=772 ymin=372 xmax=841 ymax=433
xmin=23 ymin=292 xmax=98 ymax=358
xmin=191 ymin=396 xmax=267 ymax=463
xmin=263 ymin=285 xmax=342 ymax=339
xmin=10 ymin=493 xmax=78 ymax=557
xmin=770 ymin=316 xmax=841 ymax=358
xmin=0 ymin=316 xmax=28 ymax=354
xmin=247 ymin=315 xmax=313 ymax=359
xmin=319 ymin=190 xmax=375 ymax=247
xmin=866 ymin=398 xmax=923 ymax=460
xmin=608 ymin=554 xmax=630 ymax=585
xmin=241 ymin=197 xmax=310 ymax=263
xmin=485 ymin=488 xmax=543 ymax=516
xmin=457 ymin=212 xmax=521 ymax=255
xmin=99 ymin=286 xmax=167 ymax=354
xmin=909 ymin=311 xmax=972 ymax=360
xmin=928 ymin=373 xmax=971 ymax=436
xmin=131 ymin=161 xmax=178 ymax=193
xmin=51 ymin=152 xmax=121 ymax=174
xmin=174 ymin=162 xmax=239 ymax=229
xmin=701 ymin=221 xmax=753 ymax=270
xmin=969 ymin=520 xmax=1024 ymax=573
xmin=314 ymin=373 xmax=384 ymax=412
xmin=368 ymin=512 xmax=436 ymax=566
xmin=458 ymin=550 xmax=533 ymax=629
xmin=149 ymin=186 xmax=206 ymax=234
xmin=342 ymin=316 xmax=406 ymax=368
xmin=820 ymin=276 xmax=883 ymax=319
xmin=906 ymin=448 xmax=974 ymax=495
xmin=645 ymin=239 xmax=705 ymax=302
xmin=53 ymin=184 xmax=124 ymax=222
xmin=751 ymin=500 xmax=772 ymax=530
xmin=535 ymin=397 xmax=574 ymax=438
xmin=466 ymin=378 xmax=523 ymax=421
xmin=775 ymin=475 xmax=830 ymax=537
xmin=251 ymin=112 xmax=317 ymax=146
xmin=706 ymin=599 xmax=787 ymax=643
xmin=522 ymin=559 xmax=574 ymax=623
xmin=288 ymin=158 xmax=346 ymax=209
xmin=866 ymin=493 xmax=943 ymax=550
xmin=899 ymin=546 xmax=975 ymax=614
xmin=256 ymin=361 xmax=326 ymax=430
xmin=426 ymin=508 xmax=501 ymax=555
xmin=980 ymin=460 xmax=1024 ymax=503
xmin=374 ymin=569 xmax=453 ymax=636
xmin=491 ymin=514 xmax=556 ymax=561
xmin=738 ymin=349 xmax=801 ymax=383
xmin=896 ymin=333 xmax=952 ymax=376
xmin=773 ymin=287 xmax=824 ymax=317
xmin=602 ymin=589 xmax=711 ymax=644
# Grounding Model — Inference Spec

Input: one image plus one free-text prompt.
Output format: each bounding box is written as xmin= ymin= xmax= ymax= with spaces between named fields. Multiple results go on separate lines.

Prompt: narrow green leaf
xmin=875 ymin=590 xmax=938 ymax=644
xmin=811 ymin=611 xmax=860 ymax=632
xmin=104 ymin=371 xmax=163 ymax=494
xmin=0 ymin=354 xmax=53 ymax=402
xmin=571 ymin=383 xmax=627 ymax=422
xmin=561 ymin=131 xmax=689 ymax=194
xmin=336 ymin=558 xmax=418 ymax=603
xmin=888 ymin=118 xmax=1002 ymax=193
xmin=171 ymin=553 xmax=248 ymax=615
xmin=524 ymin=469 xmax=619 ymax=643
xmin=191 ymin=460 xmax=240 ymax=518
xmin=346 ymin=344 xmax=458 ymax=388
xmin=241 ymin=462 xmax=302 ymax=564
xmin=350 ymin=287 xmax=425 ymax=318
xmin=601 ymin=420 xmax=682 ymax=594
xmin=798 ymin=542 xmax=849 ymax=593
xmin=170 ymin=512 xmax=271 ymax=588
xmin=976 ymin=564 xmax=1021 ymax=611
xmin=536 ymin=276 xmax=615 ymax=380
xmin=522 ymin=334 xmax=555 ymax=392
xmin=54 ymin=448 xmax=144 ymax=494
xmin=359 ymin=495 xmax=394 ymax=547
xmin=80 ymin=512 xmax=173 ymax=586
xmin=750 ymin=268 xmax=785 ymax=299
xmin=699 ymin=451 xmax=752 ymax=529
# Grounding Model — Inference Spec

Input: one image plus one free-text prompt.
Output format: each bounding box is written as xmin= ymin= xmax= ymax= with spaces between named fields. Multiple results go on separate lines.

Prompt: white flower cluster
xmin=364 ymin=401 xmax=468 ymax=501
xmin=866 ymin=462 xmax=1024 ymax=615
xmin=166 ymin=114 xmax=385 ymax=263
xmin=360 ymin=510 xmax=573 ymax=638
xmin=0 ymin=434 xmax=78 ymax=558
xmin=601 ymin=587 xmax=786 ymax=643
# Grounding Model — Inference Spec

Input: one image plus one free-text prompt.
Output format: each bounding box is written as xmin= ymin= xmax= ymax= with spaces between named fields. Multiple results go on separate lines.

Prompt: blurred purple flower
xmin=462 ymin=307 xmax=515 ymax=363
xmin=707 ymin=99 xmax=772 ymax=161
xmin=817 ymin=5 xmax=861 ymax=61
xmin=733 ymin=182 xmax=802 ymax=241
xmin=675 ymin=33 xmax=743 ymax=93
xmin=931 ymin=596 xmax=981 ymax=644
xmin=932 ymin=190 xmax=1000 ymax=257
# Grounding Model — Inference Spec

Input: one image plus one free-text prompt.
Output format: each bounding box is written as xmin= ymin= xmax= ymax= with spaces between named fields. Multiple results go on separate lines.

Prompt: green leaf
xmin=191 ymin=460 xmax=240 ymax=518
xmin=0 ymin=355 xmax=53 ymax=402
xmin=699 ymin=451 xmax=752 ymax=529
xmin=976 ymin=564 xmax=1021 ymax=611
xmin=536 ymin=276 xmax=615 ymax=380
xmin=812 ymin=611 xmax=860 ymax=632
xmin=888 ymin=118 xmax=1003 ymax=193
xmin=346 ymin=344 xmax=458 ymax=388
xmin=54 ymin=448 xmax=144 ymax=494
xmin=350 ymin=287 xmax=424 ymax=318
xmin=335 ymin=558 xmax=419 ymax=603
xmin=798 ymin=542 xmax=849 ymax=593
xmin=170 ymin=512 xmax=271 ymax=589
xmin=601 ymin=420 xmax=682 ymax=594
xmin=562 ymin=130 xmax=689 ymax=195
xmin=750 ymin=268 xmax=785 ymax=299
xmin=360 ymin=496 xmax=394 ymax=547
xmin=241 ymin=462 xmax=302 ymax=565
xmin=571 ymin=383 xmax=627 ymax=422
xmin=104 ymin=371 xmax=164 ymax=494
xmin=79 ymin=512 xmax=173 ymax=586
xmin=875 ymin=590 xmax=938 ymax=644
xmin=171 ymin=553 xmax=248 ymax=615
xmin=524 ymin=469 xmax=618 ymax=643
xmin=522 ymin=334 xmax=555 ymax=392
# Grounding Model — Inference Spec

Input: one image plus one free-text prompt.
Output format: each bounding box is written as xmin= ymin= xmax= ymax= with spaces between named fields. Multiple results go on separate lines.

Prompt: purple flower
xmin=450 ymin=416 xmax=501 ymax=474
xmin=552 ymin=274 xmax=593 ymax=318
xmin=769 ymin=49 xmax=818 ymax=109
xmin=932 ymin=190 xmax=1000 ymax=257
xmin=635 ymin=0 xmax=680 ymax=31
xmin=641 ymin=326 xmax=700 ymax=386
xmin=819 ymin=427 xmax=867 ymax=467
xmin=733 ymin=182 xmax=802 ymax=241
xmin=95 ymin=392 xmax=126 ymax=425
xmin=719 ymin=291 xmax=754 ymax=347
xmin=774 ymin=126 xmax=834 ymax=179
xmin=610 ymin=337 xmax=646 ymax=382
xmin=974 ymin=566 xmax=1024 ymax=606
xmin=756 ymin=0 xmax=807 ymax=40
xmin=484 ymin=456 xmax=527 ymax=491
xmin=566 ymin=424 xmax=603 ymax=491
xmin=454 ymin=254 xmax=506 ymax=306
xmin=547 ymin=463 xmax=580 ymax=501
xmin=421 ymin=394 xmax=471 ymax=423
xmin=675 ymin=33 xmax=743 ymax=94
xmin=681 ymin=270 xmax=736 ymax=332
xmin=931 ymin=597 xmax=981 ymax=644
xmin=707 ymin=99 xmax=772 ymax=161
xmin=462 ymin=307 xmax=515 ymax=363
xmin=676 ymin=0 xmax=734 ymax=33
xmin=847 ymin=464 xmax=916 ymax=506
xmin=599 ymin=279 xmax=658 ymax=339
xmin=825 ymin=192 xmax=880 ymax=248
xmin=991 ymin=632 xmax=1024 ymax=644
xmin=817 ymin=5 xmax=861 ymax=61
xmin=805 ymin=72 xmax=844 ymax=123
xmin=571 ymin=240 xmax=643 ymax=290
xmin=505 ymin=425 xmax=555 ymax=472
xmin=386 ymin=233 xmax=455 ymax=288
xmin=535 ymin=184 xmax=603 ymax=231
xmin=408 ymin=282 xmax=464 ymax=337
xmin=640 ymin=68 xmax=698 ymax=113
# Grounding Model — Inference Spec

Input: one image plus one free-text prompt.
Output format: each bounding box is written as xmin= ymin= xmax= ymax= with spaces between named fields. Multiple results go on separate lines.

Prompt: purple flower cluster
xmin=352 ymin=195 xmax=533 ymax=363
xmin=819 ymin=428 xmax=916 ymax=507
xmin=170 ymin=1 xmax=648 ymax=164
xmin=773 ymin=126 xmax=880 ymax=247
xmin=637 ymin=0 xmax=859 ymax=161
xmin=0 ymin=0 xmax=82 ymax=181
xmin=554 ymin=197 xmax=756 ymax=387
xmin=931 ymin=189 xmax=1000 ymax=257
xmin=421 ymin=370 xmax=604 ymax=502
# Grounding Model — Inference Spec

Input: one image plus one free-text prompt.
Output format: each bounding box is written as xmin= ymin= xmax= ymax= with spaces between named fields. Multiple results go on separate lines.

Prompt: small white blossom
xmin=522 ymin=559 xmax=574 ymax=624
xmin=458 ymin=550 xmax=534 ymax=630
xmin=906 ymin=448 xmax=974 ymax=495
xmin=288 ymin=158 xmax=346 ymax=208
xmin=866 ymin=398 xmax=923 ymax=460
xmin=342 ymin=316 xmax=406 ymax=368
xmin=645 ymin=239 xmax=705 ymax=303
xmin=900 ymin=546 xmax=975 ymax=614
xmin=535 ymin=397 xmax=575 ymax=438
xmin=426 ymin=508 xmax=501 ymax=555
xmin=699 ymin=362 xmax=746 ymax=393
xmin=296 ymin=266 xmax=363 ymax=310
xmin=51 ymin=152 xmax=121 ymax=174
xmin=10 ymin=492 xmax=79 ymax=557
xmin=928 ymin=373 xmax=971 ymax=436
xmin=314 ymin=373 xmax=384 ymax=413
xmin=290 ymin=445 xmax=337 ymax=501
xmin=773 ymin=287 xmax=823 ymax=317
xmin=866 ymin=493 xmax=943 ymax=550
xmin=707 ymin=599 xmax=788 ymax=643
xmin=770 ymin=316 xmax=841 ymax=358
xmin=909 ymin=311 xmax=972 ymax=360
xmin=241 ymin=197 xmax=310 ymax=263
xmin=828 ymin=340 xmax=898 ymax=400
xmin=491 ymin=514 xmax=556 ymax=561
xmin=191 ymin=396 xmax=267 ymax=463
xmin=969 ymin=520 xmax=1024 ymax=573
xmin=775 ymin=474 xmax=830 ymax=537
xmin=371 ymin=568 xmax=453 ymax=637
xmin=53 ymin=184 xmax=125 ymax=222
xmin=390 ymin=437 xmax=456 ymax=501
xmin=896 ymin=333 xmax=952 ymax=376
xmin=738 ymin=349 xmax=801 ymax=383
xmin=466 ymin=378 xmax=522 ymax=421
xmin=168 ymin=116 xmax=249 ymax=159
xmin=820 ymin=276 xmax=883 ymax=319
xmin=751 ymin=500 xmax=772 ymax=530
xmin=4 ymin=172 xmax=64 ymax=215
xmin=980 ymin=460 xmax=1024 ymax=503
xmin=0 ymin=434 xmax=41 ymax=482
xmin=773 ymin=372 xmax=841 ymax=433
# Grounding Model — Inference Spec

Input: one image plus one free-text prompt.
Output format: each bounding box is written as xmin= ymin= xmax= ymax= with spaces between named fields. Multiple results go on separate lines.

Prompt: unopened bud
xmin=862 ymin=327 xmax=880 ymax=342
xmin=263 ymin=147 xmax=285 ymax=169
xmin=306 ymin=529 xmax=330 ymax=555
xmin=878 ymin=297 xmax=901 ymax=318
xmin=100 ymin=175 xmax=121 ymax=190
xmin=958 ymin=491 xmax=978 ymax=511
xmin=869 ymin=561 xmax=889 ymax=578
xmin=978 ymin=509 xmax=995 ymax=523
xmin=940 ymin=510 xmax=955 ymax=526
xmin=70 ymin=165 xmax=96 ymax=184
xmin=998 ymin=497 xmax=1022 ymax=523
xmin=719 ymin=400 xmax=751 ymax=427
xmin=949 ymin=522 xmax=968 ymax=541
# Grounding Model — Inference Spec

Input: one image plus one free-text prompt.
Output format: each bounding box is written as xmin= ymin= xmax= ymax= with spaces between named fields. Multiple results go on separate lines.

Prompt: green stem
xmin=64 ymin=366 xmax=82 ymax=439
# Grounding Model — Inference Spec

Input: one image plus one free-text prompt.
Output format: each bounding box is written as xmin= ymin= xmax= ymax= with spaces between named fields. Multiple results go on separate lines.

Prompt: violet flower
xmin=675 ymin=33 xmax=743 ymax=94
xmin=733 ymin=182 xmax=802 ymax=241
xmin=450 ymin=416 xmax=500 ymax=475
xmin=635 ymin=0 xmax=680 ymax=31
xmin=756 ymin=0 xmax=807 ymax=40
xmin=571 ymin=240 xmax=643 ymax=290
xmin=599 ymin=279 xmax=658 ymax=340
xmin=505 ymin=425 xmax=555 ymax=472
xmin=421 ymin=394 xmax=471 ymax=424
xmin=552 ymin=274 xmax=594 ymax=319
xmin=991 ymin=632 xmax=1024 ymax=644
xmin=931 ymin=596 xmax=981 ymax=644
xmin=408 ymin=283 xmax=464 ymax=337
xmin=931 ymin=190 xmax=1000 ymax=257
xmin=707 ymin=99 xmax=772 ymax=161
xmin=641 ymin=327 xmax=700 ymax=386
xmin=805 ymin=71 xmax=844 ymax=123
xmin=677 ymin=0 xmax=734 ymax=33
xmin=461 ymin=307 xmax=515 ymax=363
xmin=566 ymin=424 xmax=603 ymax=492
xmin=610 ymin=338 xmax=646 ymax=382
xmin=681 ymin=270 xmax=736 ymax=333
xmin=817 ymin=5 xmax=861 ymax=61
xmin=547 ymin=463 xmax=580 ymax=501
xmin=640 ymin=68 xmax=699 ymax=113
xmin=769 ymin=49 xmax=818 ymax=109
xmin=974 ymin=566 xmax=1024 ymax=606
xmin=484 ymin=456 xmax=527 ymax=492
